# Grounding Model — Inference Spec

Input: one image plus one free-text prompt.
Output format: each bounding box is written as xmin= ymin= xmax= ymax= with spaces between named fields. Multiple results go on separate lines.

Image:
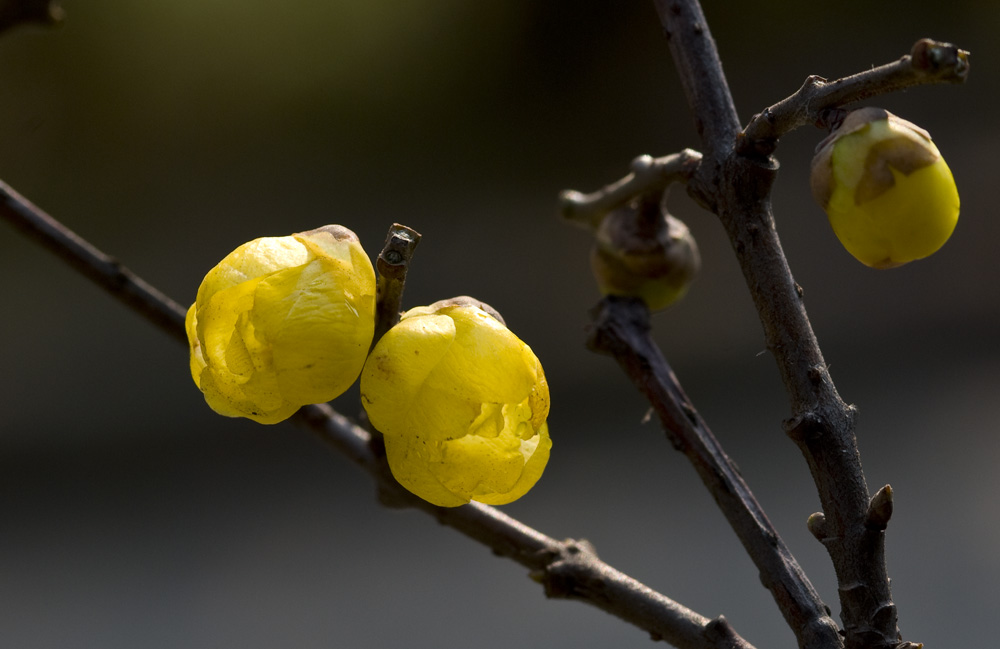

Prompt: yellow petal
xmin=187 ymin=226 xmax=375 ymax=424
xmin=251 ymin=258 xmax=374 ymax=404
xmin=196 ymin=236 xmax=310 ymax=306
xmin=382 ymin=434 xmax=470 ymax=507
xmin=425 ymin=306 xmax=539 ymax=407
xmin=360 ymin=313 xmax=458 ymax=437
xmin=382 ymin=420 xmax=552 ymax=508
xmin=817 ymin=113 xmax=960 ymax=268
xmin=828 ymin=158 xmax=959 ymax=267
xmin=362 ymin=302 xmax=551 ymax=506
xmin=185 ymin=303 xmax=206 ymax=387
xmin=474 ymin=423 xmax=551 ymax=505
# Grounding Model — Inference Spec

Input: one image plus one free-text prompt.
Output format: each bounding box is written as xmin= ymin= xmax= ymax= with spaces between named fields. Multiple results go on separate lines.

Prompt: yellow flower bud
xmin=186 ymin=225 xmax=376 ymax=424
xmin=360 ymin=297 xmax=551 ymax=507
xmin=591 ymin=198 xmax=699 ymax=311
xmin=810 ymin=107 xmax=960 ymax=268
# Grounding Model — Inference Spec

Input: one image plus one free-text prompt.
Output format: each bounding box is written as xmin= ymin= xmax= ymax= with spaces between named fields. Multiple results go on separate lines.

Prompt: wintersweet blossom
xmin=186 ymin=225 xmax=376 ymax=424
xmin=361 ymin=299 xmax=551 ymax=507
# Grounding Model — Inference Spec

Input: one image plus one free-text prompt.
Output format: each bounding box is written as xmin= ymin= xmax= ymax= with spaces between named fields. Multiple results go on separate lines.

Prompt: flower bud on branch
xmin=185 ymin=225 xmax=376 ymax=424
xmin=361 ymin=299 xmax=551 ymax=507
xmin=810 ymin=107 xmax=959 ymax=268
xmin=591 ymin=195 xmax=700 ymax=311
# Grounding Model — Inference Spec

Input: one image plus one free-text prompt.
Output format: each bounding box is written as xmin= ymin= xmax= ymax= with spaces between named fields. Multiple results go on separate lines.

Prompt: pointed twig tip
xmin=866 ymin=484 xmax=894 ymax=531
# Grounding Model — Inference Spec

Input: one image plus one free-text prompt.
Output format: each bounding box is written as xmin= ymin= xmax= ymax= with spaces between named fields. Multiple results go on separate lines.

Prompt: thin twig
xmin=560 ymin=151 xmax=703 ymax=230
xmin=1 ymin=177 xmax=757 ymax=649
xmin=589 ymin=296 xmax=842 ymax=649
xmin=371 ymin=223 xmax=421 ymax=350
xmin=740 ymin=39 xmax=970 ymax=156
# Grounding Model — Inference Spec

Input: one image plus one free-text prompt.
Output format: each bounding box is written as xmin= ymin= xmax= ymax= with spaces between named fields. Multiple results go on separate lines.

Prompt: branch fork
xmin=587 ymin=296 xmax=842 ymax=649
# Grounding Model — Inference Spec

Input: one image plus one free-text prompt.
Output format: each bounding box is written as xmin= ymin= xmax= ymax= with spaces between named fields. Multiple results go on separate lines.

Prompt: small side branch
xmin=372 ymin=223 xmax=421 ymax=349
xmin=588 ymin=296 xmax=842 ymax=649
xmin=560 ymin=150 xmax=702 ymax=230
xmin=740 ymin=39 xmax=970 ymax=156
xmin=1 ymin=177 xmax=757 ymax=649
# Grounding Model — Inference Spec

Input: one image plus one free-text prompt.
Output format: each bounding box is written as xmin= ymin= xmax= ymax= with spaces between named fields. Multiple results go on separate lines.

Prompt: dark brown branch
xmin=718 ymin=158 xmax=893 ymax=649
xmin=0 ymin=0 xmax=63 ymax=34
xmin=650 ymin=4 xmax=960 ymax=648
xmin=740 ymin=39 xmax=970 ymax=157
xmin=653 ymin=0 xmax=740 ymax=161
xmin=371 ymin=223 xmax=421 ymax=350
xmin=589 ymin=296 xmax=842 ymax=649
xmin=1 ymin=177 xmax=757 ymax=649
xmin=0 ymin=179 xmax=188 ymax=344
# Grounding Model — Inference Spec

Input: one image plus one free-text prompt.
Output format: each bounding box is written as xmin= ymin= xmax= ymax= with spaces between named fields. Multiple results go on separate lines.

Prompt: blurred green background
xmin=2 ymin=1 xmax=998 ymax=647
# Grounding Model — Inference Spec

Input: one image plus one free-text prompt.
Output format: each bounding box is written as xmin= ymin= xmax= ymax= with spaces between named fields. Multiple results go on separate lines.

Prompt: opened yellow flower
xmin=186 ymin=225 xmax=376 ymax=424
xmin=361 ymin=298 xmax=551 ymax=507
xmin=810 ymin=107 xmax=960 ymax=268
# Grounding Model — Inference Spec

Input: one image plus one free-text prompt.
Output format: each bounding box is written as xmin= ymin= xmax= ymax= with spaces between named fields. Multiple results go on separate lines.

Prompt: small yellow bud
xmin=590 ymin=198 xmax=699 ymax=311
xmin=186 ymin=225 xmax=376 ymax=424
xmin=360 ymin=298 xmax=551 ymax=507
xmin=810 ymin=107 xmax=960 ymax=268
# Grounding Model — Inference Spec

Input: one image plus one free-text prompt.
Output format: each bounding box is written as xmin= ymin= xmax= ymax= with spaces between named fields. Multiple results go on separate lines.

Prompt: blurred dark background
xmin=2 ymin=1 xmax=997 ymax=647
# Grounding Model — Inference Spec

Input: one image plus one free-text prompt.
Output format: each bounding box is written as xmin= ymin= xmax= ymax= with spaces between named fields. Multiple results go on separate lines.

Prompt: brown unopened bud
xmin=590 ymin=197 xmax=700 ymax=311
